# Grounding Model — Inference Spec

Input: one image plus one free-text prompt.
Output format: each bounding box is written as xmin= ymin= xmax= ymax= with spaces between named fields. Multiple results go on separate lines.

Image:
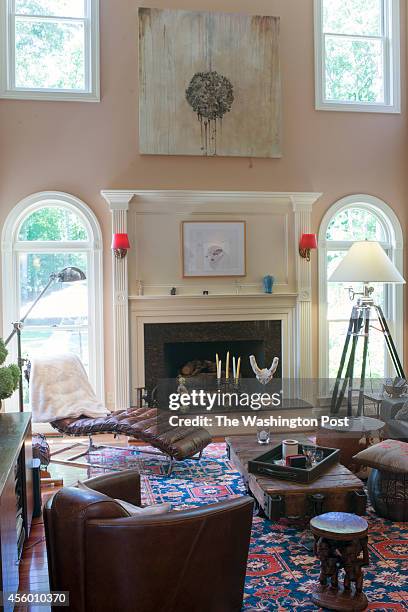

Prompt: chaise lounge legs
xmin=166 ymin=450 xmax=204 ymax=476
xmin=50 ymin=435 xmax=205 ymax=475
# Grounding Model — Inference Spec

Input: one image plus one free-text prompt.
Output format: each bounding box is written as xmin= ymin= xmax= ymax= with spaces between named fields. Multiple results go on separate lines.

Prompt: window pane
xmin=322 ymin=0 xmax=382 ymax=36
xmin=15 ymin=0 xmax=85 ymax=18
xmin=19 ymin=252 xmax=89 ymax=402
xmin=326 ymin=207 xmax=386 ymax=241
xmin=327 ymin=250 xmax=386 ymax=319
xmin=329 ymin=320 xmax=385 ymax=379
xmin=15 ymin=19 xmax=85 ymax=90
xmin=325 ymin=36 xmax=384 ymax=103
xmin=22 ymin=328 xmax=89 ymax=370
xmin=19 ymin=252 xmax=88 ymax=323
xmin=21 ymin=326 xmax=89 ymax=406
xmin=327 ymin=251 xmax=351 ymax=319
xmin=19 ymin=207 xmax=88 ymax=241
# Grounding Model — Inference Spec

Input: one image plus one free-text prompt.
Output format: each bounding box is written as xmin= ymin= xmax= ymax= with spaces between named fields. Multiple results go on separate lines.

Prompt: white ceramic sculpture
xmin=249 ymin=355 xmax=279 ymax=385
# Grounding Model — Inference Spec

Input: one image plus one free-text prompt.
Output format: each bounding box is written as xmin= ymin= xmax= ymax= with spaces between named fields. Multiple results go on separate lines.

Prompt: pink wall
xmin=0 ymin=0 xmax=406 ymax=397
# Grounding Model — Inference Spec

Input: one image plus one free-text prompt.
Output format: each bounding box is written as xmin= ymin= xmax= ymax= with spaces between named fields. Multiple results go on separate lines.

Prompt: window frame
xmin=0 ymin=0 xmax=100 ymax=102
xmin=314 ymin=0 xmax=401 ymax=113
xmin=318 ymin=194 xmax=404 ymax=381
xmin=1 ymin=191 xmax=104 ymax=411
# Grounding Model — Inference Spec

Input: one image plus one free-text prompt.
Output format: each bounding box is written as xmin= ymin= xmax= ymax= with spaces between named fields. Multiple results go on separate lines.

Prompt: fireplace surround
xmin=102 ymin=190 xmax=322 ymax=409
xmin=144 ymin=320 xmax=281 ymax=391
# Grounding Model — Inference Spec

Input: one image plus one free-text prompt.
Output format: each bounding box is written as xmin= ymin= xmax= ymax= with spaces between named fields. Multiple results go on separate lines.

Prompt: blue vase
xmin=263 ymin=275 xmax=274 ymax=294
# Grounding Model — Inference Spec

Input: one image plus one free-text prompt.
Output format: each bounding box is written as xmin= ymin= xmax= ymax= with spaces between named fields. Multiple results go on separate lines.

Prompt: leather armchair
xmin=44 ymin=469 xmax=254 ymax=612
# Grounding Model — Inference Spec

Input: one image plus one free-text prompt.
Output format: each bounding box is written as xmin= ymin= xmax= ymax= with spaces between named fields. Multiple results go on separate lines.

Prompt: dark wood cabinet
xmin=0 ymin=413 xmax=33 ymax=611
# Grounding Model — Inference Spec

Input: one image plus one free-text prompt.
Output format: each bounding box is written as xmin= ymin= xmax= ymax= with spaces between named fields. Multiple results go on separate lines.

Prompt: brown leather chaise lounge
xmin=44 ymin=469 xmax=254 ymax=612
xmin=50 ymin=406 xmax=212 ymax=474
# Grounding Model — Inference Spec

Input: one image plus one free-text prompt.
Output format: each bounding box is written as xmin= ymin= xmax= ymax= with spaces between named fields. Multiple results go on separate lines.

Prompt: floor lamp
xmin=329 ymin=241 xmax=405 ymax=418
xmin=4 ymin=266 xmax=87 ymax=412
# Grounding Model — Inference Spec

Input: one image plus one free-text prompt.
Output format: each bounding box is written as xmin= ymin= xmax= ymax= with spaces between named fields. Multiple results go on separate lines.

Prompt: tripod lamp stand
xmin=329 ymin=241 xmax=405 ymax=417
xmin=5 ymin=267 xmax=86 ymax=413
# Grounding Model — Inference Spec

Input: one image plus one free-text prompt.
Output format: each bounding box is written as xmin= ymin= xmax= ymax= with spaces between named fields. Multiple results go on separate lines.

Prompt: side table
xmin=316 ymin=416 xmax=385 ymax=473
xmin=363 ymin=392 xmax=406 ymax=420
xmin=310 ymin=512 xmax=369 ymax=612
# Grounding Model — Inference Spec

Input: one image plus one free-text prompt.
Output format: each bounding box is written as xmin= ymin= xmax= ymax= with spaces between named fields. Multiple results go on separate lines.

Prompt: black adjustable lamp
xmin=4 ymin=266 xmax=86 ymax=412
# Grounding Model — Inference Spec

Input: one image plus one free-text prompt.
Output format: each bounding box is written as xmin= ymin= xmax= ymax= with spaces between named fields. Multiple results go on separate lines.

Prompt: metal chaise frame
xmin=49 ymin=432 xmax=204 ymax=476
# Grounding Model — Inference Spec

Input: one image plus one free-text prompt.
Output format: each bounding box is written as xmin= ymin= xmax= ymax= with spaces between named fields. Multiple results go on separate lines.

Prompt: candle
xmin=217 ymin=359 xmax=222 ymax=380
xmin=226 ymin=351 xmax=230 ymax=380
xmin=216 ymin=353 xmax=219 ymax=373
xmin=233 ymin=356 xmax=236 ymax=380
xmin=236 ymin=357 xmax=241 ymax=380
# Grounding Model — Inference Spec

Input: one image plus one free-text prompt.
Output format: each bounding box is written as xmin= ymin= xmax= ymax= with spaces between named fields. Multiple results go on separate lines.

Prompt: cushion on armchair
xmin=353 ymin=439 xmax=408 ymax=474
xmin=77 ymin=480 xmax=171 ymax=516
xmin=114 ymin=499 xmax=171 ymax=516
xmin=395 ymin=400 xmax=408 ymax=421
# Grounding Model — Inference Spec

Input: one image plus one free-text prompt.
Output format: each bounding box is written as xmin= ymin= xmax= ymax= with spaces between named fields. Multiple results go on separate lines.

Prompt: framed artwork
xmin=139 ymin=8 xmax=281 ymax=158
xmin=181 ymin=221 xmax=246 ymax=277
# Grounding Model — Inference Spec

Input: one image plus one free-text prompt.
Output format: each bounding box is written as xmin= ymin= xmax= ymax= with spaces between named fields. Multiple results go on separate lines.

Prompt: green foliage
xmin=325 ymin=38 xmax=382 ymax=103
xmin=19 ymin=207 xmax=87 ymax=241
xmin=14 ymin=0 xmax=85 ymax=90
xmin=8 ymin=365 xmax=21 ymax=389
xmin=19 ymin=207 xmax=87 ymax=306
xmin=323 ymin=0 xmax=381 ymax=38
xmin=0 ymin=339 xmax=8 ymax=366
xmin=20 ymin=252 xmax=87 ymax=307
xmin=326 ymin=208 xmax=384 ymax=242
xmin=323 ymin=0 xmax=384 ymax=104
xmin=0 ymin=340 xmax=20 ymax=400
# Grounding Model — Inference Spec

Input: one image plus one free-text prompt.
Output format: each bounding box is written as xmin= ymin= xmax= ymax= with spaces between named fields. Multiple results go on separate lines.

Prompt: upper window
xmin=0 ymin=0 xmax=100 ymax=101
xmin=314 ymin=0 xmax=400 ymax=113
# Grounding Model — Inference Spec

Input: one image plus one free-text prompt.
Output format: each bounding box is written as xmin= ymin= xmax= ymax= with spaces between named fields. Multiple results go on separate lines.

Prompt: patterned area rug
xmin=86 ymin=443 xmax=408 ymax=611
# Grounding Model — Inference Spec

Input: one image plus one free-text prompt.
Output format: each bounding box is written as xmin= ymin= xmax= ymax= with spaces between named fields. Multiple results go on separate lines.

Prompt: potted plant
xmin=0 ymin=339 xmax=20 ymax=410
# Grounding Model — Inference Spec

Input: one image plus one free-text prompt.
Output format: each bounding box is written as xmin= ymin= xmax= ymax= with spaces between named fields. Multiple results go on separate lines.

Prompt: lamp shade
xmin=112 ymin=233 xmax=130 ymax=250
xmin=300 ymin=233 xmax=318 ymax=249
xmin=329 ymin=241 xmax=405 ymax=284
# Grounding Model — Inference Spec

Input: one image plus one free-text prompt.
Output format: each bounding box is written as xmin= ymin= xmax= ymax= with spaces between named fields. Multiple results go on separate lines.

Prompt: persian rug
xmin=86 ymin=443 xmax=408 ymax=611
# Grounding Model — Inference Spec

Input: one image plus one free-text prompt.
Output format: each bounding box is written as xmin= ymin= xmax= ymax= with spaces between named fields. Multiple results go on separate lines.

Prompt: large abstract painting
xmin=138 ymin=8 xmax=281 ymax=158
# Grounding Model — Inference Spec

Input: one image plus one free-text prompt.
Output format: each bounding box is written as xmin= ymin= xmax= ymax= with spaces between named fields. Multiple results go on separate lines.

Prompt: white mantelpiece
xmin=102 ymin=190 xmax=321 ymax=410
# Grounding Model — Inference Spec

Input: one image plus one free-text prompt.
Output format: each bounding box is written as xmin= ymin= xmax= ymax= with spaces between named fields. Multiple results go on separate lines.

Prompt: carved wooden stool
xmin=310 ymin=512 xmax=369 ymax=611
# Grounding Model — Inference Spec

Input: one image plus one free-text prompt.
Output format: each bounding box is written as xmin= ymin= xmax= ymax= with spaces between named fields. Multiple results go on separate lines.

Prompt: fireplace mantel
xmin=129 ymin=293 xmax=298 ymax=301
xmin=102 ymin=189 xmax=322 ymax=409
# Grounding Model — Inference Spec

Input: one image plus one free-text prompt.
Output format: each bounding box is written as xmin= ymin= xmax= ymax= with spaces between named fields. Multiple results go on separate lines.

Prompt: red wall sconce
xmin=112 ymin=233 xmax=130 ymax=259
xmin=299 ymin=233 xmax=317 ymax=262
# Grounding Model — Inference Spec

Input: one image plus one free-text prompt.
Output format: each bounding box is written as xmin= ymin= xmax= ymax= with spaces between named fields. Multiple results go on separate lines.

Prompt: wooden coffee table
xmin=226 ymin=435 xmax=366 ymax=522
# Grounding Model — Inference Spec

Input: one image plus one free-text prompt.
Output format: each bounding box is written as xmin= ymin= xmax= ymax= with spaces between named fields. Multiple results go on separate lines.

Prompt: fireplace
xmin=104 ymin=189 xmax=319 ymax=409
xmin=143 ymin=320 xmax=281 ymax=391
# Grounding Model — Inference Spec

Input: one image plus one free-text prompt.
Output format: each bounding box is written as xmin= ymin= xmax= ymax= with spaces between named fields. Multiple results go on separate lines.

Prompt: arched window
xmin=2 ymin=192 xmax=104 ymax=411
xmin=319 ymin=195 xmax=403 ymax=381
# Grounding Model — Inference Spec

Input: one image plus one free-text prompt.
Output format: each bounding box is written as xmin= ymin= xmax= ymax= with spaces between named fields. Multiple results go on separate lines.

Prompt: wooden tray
xmin=248 ymin=443 xmax=340 ymax=483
